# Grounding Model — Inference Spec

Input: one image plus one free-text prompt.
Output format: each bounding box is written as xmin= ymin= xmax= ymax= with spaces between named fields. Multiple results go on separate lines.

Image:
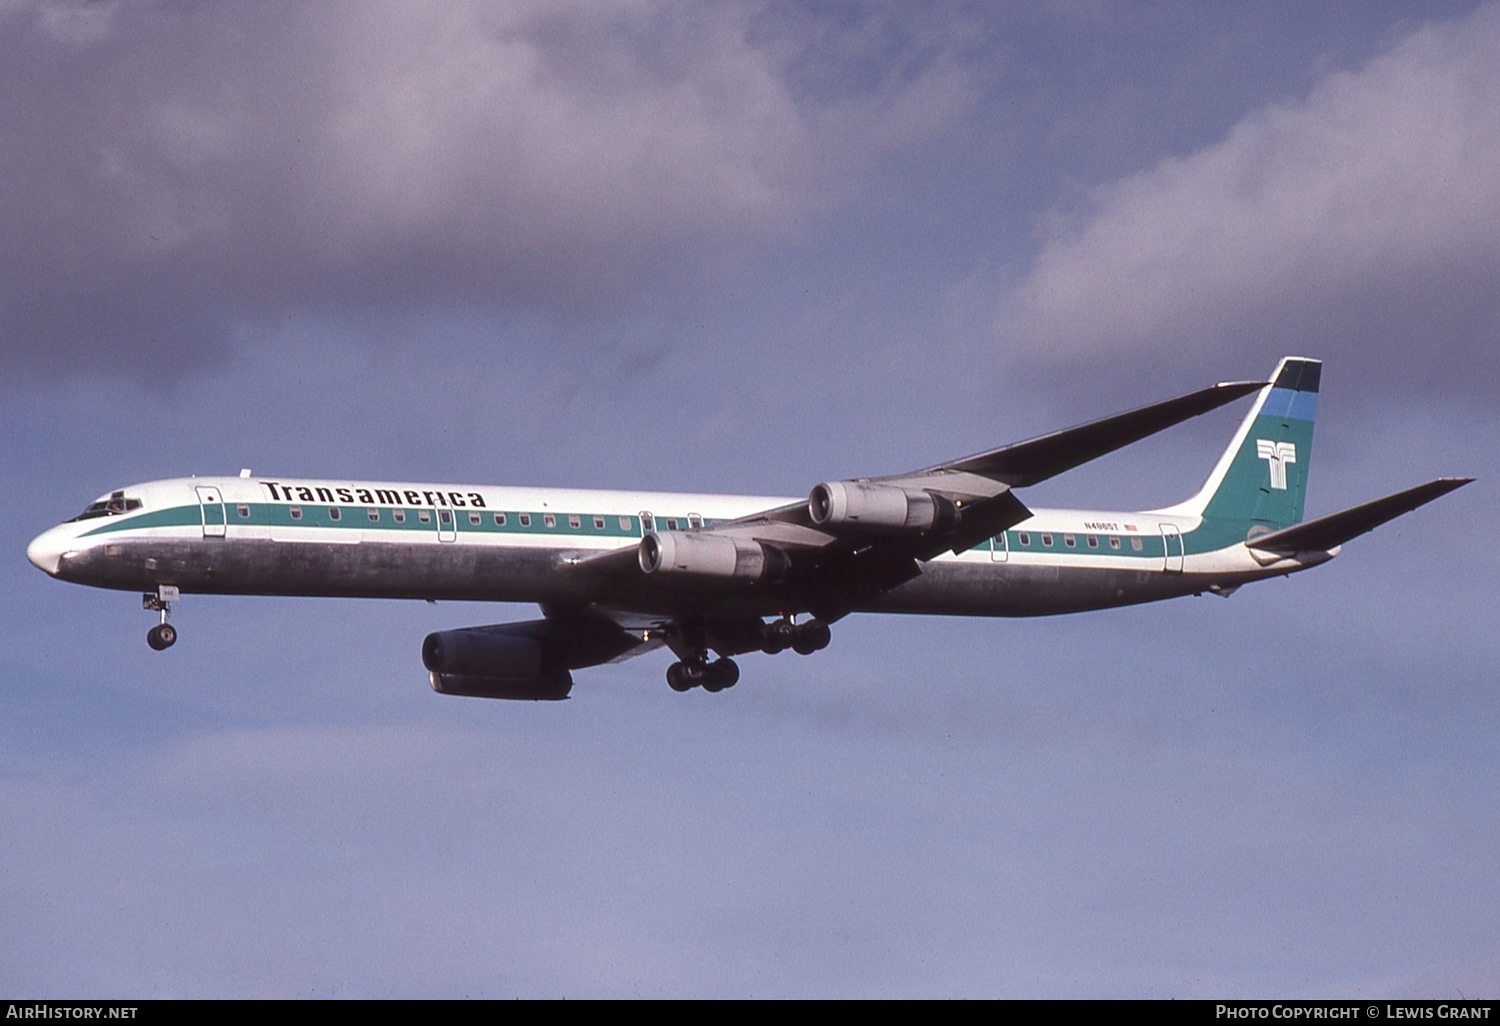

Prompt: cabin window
xmin=329 ymin=507 xmax=341 ymax=521
xmin=438 ymin=509 xmax=452 ymax=527
xmin=494 ymin=512 xmax=506 ymax=526
xmin=237 ymin=504 xmax=250 ymax=518
xmin=368 ymin=508 xmax=380 ymax=522
xmin=519 ymin=513 xmax=531 ymax=527
xmin=1086 ymin=535 xmax=1097 ymax=548
xmin=393 ymin=509 xmax=406 ymax=523
xmin=469 ymin=512 xmax=481 ymax=526
xmin=1109 ymin=536 xmax=1121 ymax=550
xmin=688 ymin=513 xmax=703 ymax=529
xmin=1041 ymin=533 xmax=1053 ymax=547
xmin=665 ymin=518 xmax=679 ymax=530
xmin=543 ymin=513 xmax=556 ymax=528
xmin=418 ymin=510 xmax=431 ymax=524
xmin=593 ymin=515 xmax=605 ymax=530
xmin=1064 ymin=534 xmax=1076 ymax=548
xmin=641 ymin=513 xmax=654 ymax=533
xmin=289 ymin=506 xmax=302 ymax=520
xmin=1132 ymin=537 xmax=1143 ymax=551
xmin=1018 ymin=532 xmax=1029 ymax=546
xmin=568 ymin=514 xmax=580 ymax=529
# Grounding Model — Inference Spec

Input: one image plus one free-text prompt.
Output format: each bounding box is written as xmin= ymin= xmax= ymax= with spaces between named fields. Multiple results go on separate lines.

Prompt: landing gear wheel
xmin=666 ymin=662 xmax=694 ymax=692
xmin=147 ymin=623 xmax=177 ymax=651
xmin=708 ymin=658 xmax=739 ymax=691
xmin=763 ymin=619 xmax=795 ymax=654
xmin=792 ymin=620 xmax=831 ymax=655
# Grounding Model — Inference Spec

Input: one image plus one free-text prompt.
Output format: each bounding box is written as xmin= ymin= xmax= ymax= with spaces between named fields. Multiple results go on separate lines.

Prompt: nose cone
xmin=27 ymin=525 xmax=74 ymax=576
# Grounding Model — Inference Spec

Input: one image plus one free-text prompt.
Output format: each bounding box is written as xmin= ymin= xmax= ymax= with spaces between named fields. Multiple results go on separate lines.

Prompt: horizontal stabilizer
xmin=940 ymin=380 xmax=1266 ymax=487
xmin=1247 ymin=478 xmax=1472 ymax=554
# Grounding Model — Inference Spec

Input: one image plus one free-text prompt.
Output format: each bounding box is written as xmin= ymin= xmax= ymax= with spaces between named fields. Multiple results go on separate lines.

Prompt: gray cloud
xmin=0 ymin=0 xmax=973 ymax=378
xmin=999 ymin=3 xmax=1500 ymax=400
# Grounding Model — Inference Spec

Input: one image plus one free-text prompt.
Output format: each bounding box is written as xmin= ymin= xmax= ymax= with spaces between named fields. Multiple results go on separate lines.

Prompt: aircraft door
xmin=196 ymin=486 xmax=226 ymax=538
xmin=437 ymin=507 xmax=457 ymax=543
xmin=989 ymin=530 xmax=1009 ymax=562
xmin=1159 ymin=524 xmax=1184 ymax=573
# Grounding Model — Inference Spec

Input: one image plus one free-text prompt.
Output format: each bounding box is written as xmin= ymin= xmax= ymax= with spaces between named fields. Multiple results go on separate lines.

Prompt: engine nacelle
xmin=421 ymin=617 xmax=636 ymax=701
xmin=808 ymin=481 xmax=958 ymax=533
xmin=423 ymin=629 xmax=544 ymax=678
xmin=428 ymin=670 xmax=572 ymax=701
xmin=424 ymin=628 xmax=568 ymax=699
xmin=638 ymin=531 xmax=788 ymax=581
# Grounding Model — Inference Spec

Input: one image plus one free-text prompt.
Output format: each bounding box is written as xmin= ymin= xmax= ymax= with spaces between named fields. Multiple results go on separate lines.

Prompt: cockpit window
xmin=69 ymin=490 xmax=143 ymax=521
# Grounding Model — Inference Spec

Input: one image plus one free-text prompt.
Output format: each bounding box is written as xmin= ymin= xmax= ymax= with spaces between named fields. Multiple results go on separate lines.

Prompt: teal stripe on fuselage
xmin=82 ymin=504 xmax=672 ymax=539
xmin=80 ymin=505 xmax=202 ymax=536
xmin=87 ymin=504 xmax=1195 ymax=560
xmin=87 ymin=503 xmax=1275 ymax=564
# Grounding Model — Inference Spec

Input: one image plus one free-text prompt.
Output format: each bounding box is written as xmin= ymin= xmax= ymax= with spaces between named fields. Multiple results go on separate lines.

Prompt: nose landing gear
xmin=147 ymin=623 xmax=178 ymax=651
xmin=142 ymin=585 xmax=179 ymax=650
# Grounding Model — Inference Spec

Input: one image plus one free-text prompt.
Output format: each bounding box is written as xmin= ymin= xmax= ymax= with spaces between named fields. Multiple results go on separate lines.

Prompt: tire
xmin=763 ymin=620 xmax=794 ymax=654
xmin=147 ymin=624 xmax=177 ymax=651
xmin=666 ymin=662 xmax=694 ymax=692
xmin=803 ymin=621 xmax=831 ymax=651
xmin=714 ymin=658 xmax=739 ymax=690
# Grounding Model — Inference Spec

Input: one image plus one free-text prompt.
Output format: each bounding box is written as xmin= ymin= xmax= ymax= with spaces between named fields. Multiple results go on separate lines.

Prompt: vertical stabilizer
xmin=1170 ymin=357 xmax=1320 ymax=530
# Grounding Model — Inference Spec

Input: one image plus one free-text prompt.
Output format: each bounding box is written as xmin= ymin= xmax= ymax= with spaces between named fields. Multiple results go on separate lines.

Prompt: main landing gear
xmin=143 ymin=585 xmax=180 ymax=650
xmin=662 ymin=616 xmax=831 ymax=693
xmin=760 ymin=617 xmax=830 ymax=656
xmin=666 ymin=657 xmax=740 ymax=693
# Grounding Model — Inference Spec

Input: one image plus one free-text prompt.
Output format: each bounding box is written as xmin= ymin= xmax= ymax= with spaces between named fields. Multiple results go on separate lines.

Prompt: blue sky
xmin=2 ymin=0 xmax=1496 ymax=997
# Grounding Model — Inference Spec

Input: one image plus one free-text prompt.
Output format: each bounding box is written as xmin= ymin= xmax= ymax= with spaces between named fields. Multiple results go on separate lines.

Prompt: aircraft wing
xmin=1247 ymin=477 xmax=1472 ymax=554
xmin=575 ymin=377 xmax=1265 ymax=589
xmin=917 ymin=379 xmax=1267 ymax=487
xmin=700 ymin=378 xmax=1263 ymax=556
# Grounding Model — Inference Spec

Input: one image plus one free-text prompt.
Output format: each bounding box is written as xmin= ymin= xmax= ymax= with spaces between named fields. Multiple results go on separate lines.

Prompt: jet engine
xmin=638 ymin=531 xmax=789 ymax=581
xmin=808 ymin=481 xmax=958 ymax=533
xmin=422 ymin=616 xmax=641 ymax=701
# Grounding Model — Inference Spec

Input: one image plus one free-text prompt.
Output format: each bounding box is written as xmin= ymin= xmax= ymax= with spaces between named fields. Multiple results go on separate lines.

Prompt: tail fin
xmin=1170 ymin=357 xmax=1321 ymax=530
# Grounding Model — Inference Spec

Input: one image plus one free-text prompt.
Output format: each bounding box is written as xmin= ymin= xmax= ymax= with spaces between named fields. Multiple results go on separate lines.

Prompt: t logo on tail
xmin=1256 ymin=439 xmax=1297 ymax=490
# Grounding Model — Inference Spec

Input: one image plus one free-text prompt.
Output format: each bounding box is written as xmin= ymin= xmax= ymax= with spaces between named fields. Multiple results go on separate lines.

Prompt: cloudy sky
xmin=3 ymin=0 xmax=1496 ymax=997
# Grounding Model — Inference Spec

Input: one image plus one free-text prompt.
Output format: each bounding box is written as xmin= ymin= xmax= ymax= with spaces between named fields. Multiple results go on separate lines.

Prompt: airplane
xmin=26 ymin=357 xmax=1470 ymax=700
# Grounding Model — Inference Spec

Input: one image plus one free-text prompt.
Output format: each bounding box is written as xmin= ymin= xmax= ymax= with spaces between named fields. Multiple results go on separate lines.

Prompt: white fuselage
xmin=28 ymin=474 xmax=1325 ymax=623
